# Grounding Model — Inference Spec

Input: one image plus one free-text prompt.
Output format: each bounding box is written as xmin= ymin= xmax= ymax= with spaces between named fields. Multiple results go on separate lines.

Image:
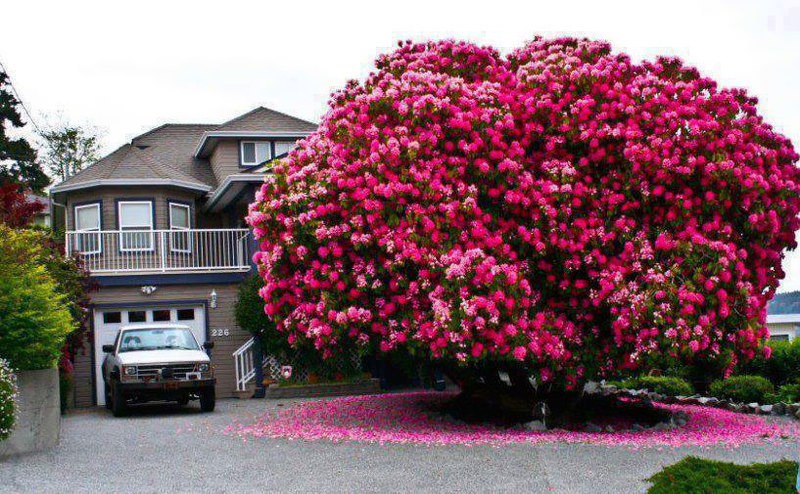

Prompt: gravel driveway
xmin=1 ymin=397 xmax=797 ymax=494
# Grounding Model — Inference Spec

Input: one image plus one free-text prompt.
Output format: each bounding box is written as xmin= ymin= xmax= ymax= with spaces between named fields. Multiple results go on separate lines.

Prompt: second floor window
xmin=169 ymin=202 xmax=191 ymax=253
xmin=118 ymin=201 xmax=154 ymax=251
xmin=74 ymin=203 xmax=101 ymax=254
xmin=241 ymin=141 xmax=270 ymax=166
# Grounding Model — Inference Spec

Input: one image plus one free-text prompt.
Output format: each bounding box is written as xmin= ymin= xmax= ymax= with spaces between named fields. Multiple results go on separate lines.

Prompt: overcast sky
xmin=3 ymin=0 xmax=800 ymax=290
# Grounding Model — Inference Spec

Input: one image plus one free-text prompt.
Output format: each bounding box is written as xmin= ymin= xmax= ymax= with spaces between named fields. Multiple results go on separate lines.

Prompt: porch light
xmin=210 ymin=289 xmax=217 ymax=309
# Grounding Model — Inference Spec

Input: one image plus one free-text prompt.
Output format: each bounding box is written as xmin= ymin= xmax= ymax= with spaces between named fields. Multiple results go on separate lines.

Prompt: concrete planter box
xmin=0 ymin=368 xmax=60 ymax=457
xmin=265 ymin=378 xmax=381 ymax=399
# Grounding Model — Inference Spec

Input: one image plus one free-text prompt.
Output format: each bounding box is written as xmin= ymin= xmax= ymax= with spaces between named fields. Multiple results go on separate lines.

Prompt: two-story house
xmin=50 ymin=107 xmax=317 ymax=407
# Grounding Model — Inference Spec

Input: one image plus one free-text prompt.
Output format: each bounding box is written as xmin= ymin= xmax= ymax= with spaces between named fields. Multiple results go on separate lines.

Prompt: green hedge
xmin=765 ymin=382 xmax=800 ymax=405
xmin=737 ymin=338 xmax=800 ymax=386
xmin=0 ymin=358 xmax=17 ymax=441
xmin=612 ymin=376 xmax=694 ymax=396
xmin=709 ymin=376 xmax=775 ymax=404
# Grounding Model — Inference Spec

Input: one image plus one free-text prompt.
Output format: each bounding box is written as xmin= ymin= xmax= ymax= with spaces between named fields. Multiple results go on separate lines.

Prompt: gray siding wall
xmin=64 ymin=186 xmax=227 ymax=230
xmin=210 ymin=141 xmax=241 ymax=185
xmin=65 ymin=186 xmax=197 ymax=230
xmin=73 ymin=282 xmax=250 ymax=407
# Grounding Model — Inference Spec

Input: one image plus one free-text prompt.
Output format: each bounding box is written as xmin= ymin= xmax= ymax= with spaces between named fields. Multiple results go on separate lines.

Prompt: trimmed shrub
xmin=647 ymin=456 xmax=797 ymax=494
xmin=626 ymin=376 xmax=693 ymax=396
xmin=0 ymin=226 xmax=75 ymax=370
xmin=0 ymin=358 xmax=17 ymax=441
xmin=765 ymin=382 xmax=800 ymax=405
xmin=709 ymin=376 xmax=775 ymax=404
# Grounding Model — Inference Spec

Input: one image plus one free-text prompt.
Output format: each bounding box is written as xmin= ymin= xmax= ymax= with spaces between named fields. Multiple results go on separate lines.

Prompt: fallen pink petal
xmin=224 ymin=391 xmax=800 ymax=448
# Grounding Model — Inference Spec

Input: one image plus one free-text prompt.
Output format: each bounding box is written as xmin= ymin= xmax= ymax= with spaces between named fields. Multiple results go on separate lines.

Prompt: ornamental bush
xmin=709 ymin=375 xmax=774 ymax=404
xmin=616 ymin=376 xmax=693 ymax=396
xmin=0 ymin=358 xmax=17 ymax=441
xmin=247 ymin=37 xmax=800 ymax=393
xmin=0 ymin=226 xmax=75 ymax=371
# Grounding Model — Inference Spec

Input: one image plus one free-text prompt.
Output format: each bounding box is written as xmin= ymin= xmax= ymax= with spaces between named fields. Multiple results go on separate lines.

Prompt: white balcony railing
xmin=65 ymin=229 xmax=251 ymax=275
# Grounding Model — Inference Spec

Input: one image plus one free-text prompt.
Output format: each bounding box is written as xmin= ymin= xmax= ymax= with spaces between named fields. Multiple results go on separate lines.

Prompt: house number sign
xmin=211 ymin=328 xmax=231 ymax=337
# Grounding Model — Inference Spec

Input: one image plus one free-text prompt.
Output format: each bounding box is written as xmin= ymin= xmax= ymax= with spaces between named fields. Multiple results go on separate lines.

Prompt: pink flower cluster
xmin=247 ymin=37 xmax=800 ymax=382
xmin=225 ymin=391 xmax=800 ymax=448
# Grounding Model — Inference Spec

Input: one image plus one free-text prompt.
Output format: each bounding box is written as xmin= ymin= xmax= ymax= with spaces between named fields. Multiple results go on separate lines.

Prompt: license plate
xmin=186 ymin=372 xmax=201 ymax=381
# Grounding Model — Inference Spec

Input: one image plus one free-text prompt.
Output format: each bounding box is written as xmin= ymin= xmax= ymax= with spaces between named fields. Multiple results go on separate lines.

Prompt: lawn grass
xmin=647 ymin=456 xmax=797 ymax=493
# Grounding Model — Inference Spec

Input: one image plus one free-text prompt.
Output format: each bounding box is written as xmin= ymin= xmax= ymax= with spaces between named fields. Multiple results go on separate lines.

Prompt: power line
xmin=0 ymin=59 xmax=45 ymax=136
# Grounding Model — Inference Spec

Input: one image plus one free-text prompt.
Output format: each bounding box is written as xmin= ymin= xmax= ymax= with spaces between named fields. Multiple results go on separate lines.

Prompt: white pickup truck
xmin=101 ymin=323 xmax=216 ymax=416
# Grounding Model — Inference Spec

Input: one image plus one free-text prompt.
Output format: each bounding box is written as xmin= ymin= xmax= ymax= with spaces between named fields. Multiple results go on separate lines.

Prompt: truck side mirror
xmin=102 ymin=344 xmax=114 ymax=353
xmin=203 ymin=341 xmax=214 ymax=350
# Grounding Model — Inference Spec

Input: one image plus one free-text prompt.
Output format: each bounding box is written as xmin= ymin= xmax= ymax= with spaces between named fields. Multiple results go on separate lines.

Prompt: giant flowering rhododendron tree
xmin=247 ymin=38 xmax=800 ymax=408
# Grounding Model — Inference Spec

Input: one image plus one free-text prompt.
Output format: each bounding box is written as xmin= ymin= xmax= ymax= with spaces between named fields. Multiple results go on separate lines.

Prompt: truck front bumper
xmin=118 ymin=378 xmax=216 ymax=392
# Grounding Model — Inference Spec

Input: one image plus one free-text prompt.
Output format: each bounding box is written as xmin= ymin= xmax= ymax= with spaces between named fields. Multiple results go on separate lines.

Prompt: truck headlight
xmin=197 ymin=363 xmax=210 ymax=373
xmin=123 ymin=366 xmax=137 ymax=376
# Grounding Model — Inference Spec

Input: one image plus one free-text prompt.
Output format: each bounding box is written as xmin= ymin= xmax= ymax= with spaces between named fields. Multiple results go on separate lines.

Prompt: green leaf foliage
xmin=709 ymin=375 xmax=774 ymax=404
xmin=737 ymin=338 xmax=800 ymax=387
xmin=616 ymin=376 xmax=693 ymax=396
xmin=235 ymin=275 xmax=363 ymax=381
xmin=0 ymin=71 xmax=49 ymax=193
xmin=0 ymin=226 xmax=75 ymax=370
xmin=647 ymin=456 xmax=797 ymax=494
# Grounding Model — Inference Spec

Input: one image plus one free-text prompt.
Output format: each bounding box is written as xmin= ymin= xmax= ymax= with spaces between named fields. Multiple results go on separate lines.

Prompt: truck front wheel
xmin=200 ymin=388 xmax=215 ymax=412
xmin=111 ymin=382 xmax=127 ymax=417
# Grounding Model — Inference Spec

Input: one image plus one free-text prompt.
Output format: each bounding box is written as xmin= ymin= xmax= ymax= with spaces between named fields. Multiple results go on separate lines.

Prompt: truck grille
xmin=136 ymin=363 xmax=196 ymax=380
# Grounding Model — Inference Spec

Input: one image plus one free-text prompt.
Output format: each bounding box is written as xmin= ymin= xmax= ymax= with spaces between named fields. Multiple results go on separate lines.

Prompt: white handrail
xmin=66 ymin=228 xmax=252 ymax=233
xmin=65 ymin=228 xmax=251 ymax=275
xmin=233 ymin=337 xmax=257 ymax=392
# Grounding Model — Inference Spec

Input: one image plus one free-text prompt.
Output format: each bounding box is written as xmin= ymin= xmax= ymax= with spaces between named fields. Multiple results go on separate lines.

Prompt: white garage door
xmin=93 ymin=305 xmax=206 ymax=406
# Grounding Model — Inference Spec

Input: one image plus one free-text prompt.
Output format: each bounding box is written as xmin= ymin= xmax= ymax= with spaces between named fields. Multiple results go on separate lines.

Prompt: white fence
xmin=65 ymin=229 xmax=251 ymax=274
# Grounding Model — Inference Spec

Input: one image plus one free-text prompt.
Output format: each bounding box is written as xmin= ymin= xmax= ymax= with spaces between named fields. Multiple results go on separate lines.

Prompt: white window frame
xmin=169 ymin=202 xmax=192 ymax=254
xmin=117 ymin=200 xmax=154 ymax=252
xmin=74 ymin=203 xmax=102 ymax=255
xmin=240 ymin=140 xmax=271 ymax=166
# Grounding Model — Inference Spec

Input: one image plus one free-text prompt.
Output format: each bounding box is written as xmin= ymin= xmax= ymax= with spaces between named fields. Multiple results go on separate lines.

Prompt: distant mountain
xmin=768 ymin=291 xmax=800 ymax=315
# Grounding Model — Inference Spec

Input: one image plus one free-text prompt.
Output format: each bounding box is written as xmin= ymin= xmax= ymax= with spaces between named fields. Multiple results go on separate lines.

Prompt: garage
xmin=92 ymin=304 xmax=206 ymax=406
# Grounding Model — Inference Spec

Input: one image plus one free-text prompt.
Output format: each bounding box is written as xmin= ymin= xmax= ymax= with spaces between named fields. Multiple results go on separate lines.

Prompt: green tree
xmin=0 ymin=70 xmax=49 ymax=193
xmin=39 ymin=122 xmax=100 ymax=182
xmin=235 ymin=275 xmax=280 ymax=352
xmin=0 ymin=226 xmax=75 ymax=370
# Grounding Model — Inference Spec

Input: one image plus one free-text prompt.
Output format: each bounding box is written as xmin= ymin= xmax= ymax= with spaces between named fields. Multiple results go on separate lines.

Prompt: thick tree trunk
xmin=440 ymin=362 xmax=669 ymax=428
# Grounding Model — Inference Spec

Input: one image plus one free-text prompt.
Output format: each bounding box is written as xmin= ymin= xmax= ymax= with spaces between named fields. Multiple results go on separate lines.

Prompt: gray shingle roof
xmin=50 ymin=107 xmax=317 ymax=194
xmin=214 ymin=106 xmax=316 ymax=133
xmin=131 ymin=124 xmax=218 ymax=187
xmin=52 ymin=138 xmax=215 ymax=191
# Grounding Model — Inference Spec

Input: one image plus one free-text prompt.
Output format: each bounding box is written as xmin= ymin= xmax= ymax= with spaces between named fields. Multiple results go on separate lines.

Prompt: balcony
xmin=65 ymin=229 xmax=251 ymax=275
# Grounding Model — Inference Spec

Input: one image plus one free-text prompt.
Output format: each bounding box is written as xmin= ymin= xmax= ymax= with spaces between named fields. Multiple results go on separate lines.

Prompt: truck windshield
xmin=118 ymin=328 xmax=200 ymax=353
